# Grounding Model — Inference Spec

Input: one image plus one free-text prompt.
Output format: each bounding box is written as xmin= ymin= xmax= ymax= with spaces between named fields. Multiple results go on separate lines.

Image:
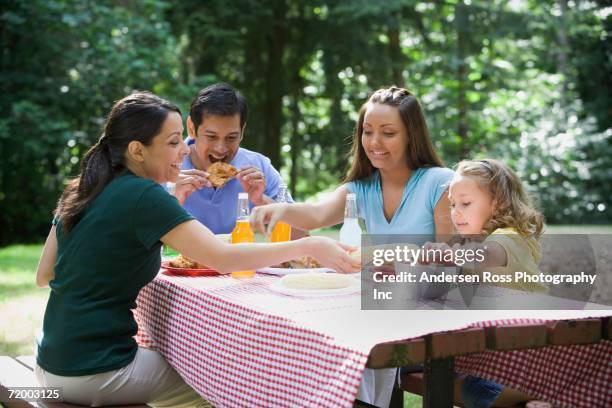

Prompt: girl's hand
xmin=305 ymin=236 xmax=360 ymax=273
xmin=174 ymin=169 xmax=211 ymax=204
xmin=250 ymin=202 xmax=289 ymax=236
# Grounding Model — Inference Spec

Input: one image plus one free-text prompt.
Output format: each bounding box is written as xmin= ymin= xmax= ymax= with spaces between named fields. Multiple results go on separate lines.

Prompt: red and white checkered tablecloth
xmin=455 ymin=319 xmax=612 ymax=408
xmin=135 ymin=274 xmax=368 ymax=408
xmin=134 ymin=273 xmax=612 ymax=408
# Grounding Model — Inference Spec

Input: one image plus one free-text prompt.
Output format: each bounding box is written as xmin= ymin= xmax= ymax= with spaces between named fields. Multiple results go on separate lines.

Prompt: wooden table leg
xmin=389 ymin=374 xmax=404 ymax=408
xmin=423 ymin=357 xmax=454 ymax=408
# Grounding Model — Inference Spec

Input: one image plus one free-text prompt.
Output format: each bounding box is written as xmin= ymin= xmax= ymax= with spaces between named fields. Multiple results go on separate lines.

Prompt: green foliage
xmin=0 ymin=0 xmax=182 ymax=245
xmin=1 ymin=0 xmax=610 ymax=245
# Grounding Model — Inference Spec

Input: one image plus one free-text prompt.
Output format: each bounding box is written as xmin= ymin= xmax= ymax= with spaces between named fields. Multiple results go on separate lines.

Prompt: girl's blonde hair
xmin=455 ymin=159 xmax=545 ymax=238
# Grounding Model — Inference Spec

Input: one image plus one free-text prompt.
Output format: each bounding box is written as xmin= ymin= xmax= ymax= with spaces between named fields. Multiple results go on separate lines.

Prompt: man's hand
xmin=237 ymin=166 xmax=266 ymax=205
xmin=174 ymin=169 xmax=211 ymax=204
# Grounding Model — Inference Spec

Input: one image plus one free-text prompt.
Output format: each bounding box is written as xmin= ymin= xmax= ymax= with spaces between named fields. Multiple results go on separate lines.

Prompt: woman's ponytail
xmin=55 ymin=137 xmax=114 ymax=231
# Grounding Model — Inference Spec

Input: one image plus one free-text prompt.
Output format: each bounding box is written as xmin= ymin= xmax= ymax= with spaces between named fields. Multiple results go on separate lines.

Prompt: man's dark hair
xmin=189 ymin=83 xmax=248 ymax=131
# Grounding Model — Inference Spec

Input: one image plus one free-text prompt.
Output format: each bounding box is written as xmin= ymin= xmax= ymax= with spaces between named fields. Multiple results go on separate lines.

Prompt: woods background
xmin=1 ymin=0 xmax=610 ymax=246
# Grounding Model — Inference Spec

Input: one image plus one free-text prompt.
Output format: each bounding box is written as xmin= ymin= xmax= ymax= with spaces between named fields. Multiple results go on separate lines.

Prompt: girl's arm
xmin=479 ymin=241 xmax=508 ymax=267
xmin=36 ymin=226 xmax=57 ymax=288
xmin=250 ymin=185 xmax=349 ymax=235
xmin=161 ymin=219 xmax=359 ymax=273
xmin=433 ymin=191 xmax=454 ymax=241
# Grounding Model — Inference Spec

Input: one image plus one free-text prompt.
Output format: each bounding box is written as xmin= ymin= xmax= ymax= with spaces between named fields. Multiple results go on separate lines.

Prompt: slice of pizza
xmin=208 ymin=162 xmax=238 ymax=188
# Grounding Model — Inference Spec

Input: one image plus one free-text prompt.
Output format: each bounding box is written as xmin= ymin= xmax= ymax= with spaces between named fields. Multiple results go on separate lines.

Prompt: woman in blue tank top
xmin=251 ymin=86 xmax=454 ymax=407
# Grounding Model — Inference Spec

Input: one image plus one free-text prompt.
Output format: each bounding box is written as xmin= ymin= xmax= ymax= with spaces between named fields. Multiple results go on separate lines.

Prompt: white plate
xmin=268 ymin=279 xmax=360 ymax=297
xmin=257 ymin=267 xmax=334 ymax=276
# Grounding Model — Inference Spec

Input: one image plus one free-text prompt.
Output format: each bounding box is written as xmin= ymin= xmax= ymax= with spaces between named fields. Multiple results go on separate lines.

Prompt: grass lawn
xmin=2 ymin=224 xmax=610 ymax=406
xmin=0 ymin=244 xmax=49 ymax=356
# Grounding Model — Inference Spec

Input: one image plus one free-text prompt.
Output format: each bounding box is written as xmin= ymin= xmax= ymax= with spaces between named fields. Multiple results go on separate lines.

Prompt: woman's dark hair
xmin=55 ymin=91 xmax=181 ymax=231
xmin=344 ymin=86 xmax=443 ymax=183
xmin=189 ymin=82 xmax=248 ymax=131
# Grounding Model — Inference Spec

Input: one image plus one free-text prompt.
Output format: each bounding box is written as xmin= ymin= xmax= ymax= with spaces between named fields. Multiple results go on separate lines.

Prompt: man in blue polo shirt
xmin=174 ymin=83 xmax=293 ymax=234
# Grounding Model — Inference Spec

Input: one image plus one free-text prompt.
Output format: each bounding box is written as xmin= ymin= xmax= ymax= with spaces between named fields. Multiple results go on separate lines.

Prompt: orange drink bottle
xmin=271 ymin=222 xmax=291 ymax=242
xmin=270 ymin=183 xmax=292 ymax=242
xmin=231 ymin=192 xmax=255 ymax=278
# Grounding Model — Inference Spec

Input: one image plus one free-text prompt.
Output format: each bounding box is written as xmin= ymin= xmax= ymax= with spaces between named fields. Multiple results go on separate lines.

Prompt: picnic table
xmin=134 ymin=272 xmax=612 ymax=408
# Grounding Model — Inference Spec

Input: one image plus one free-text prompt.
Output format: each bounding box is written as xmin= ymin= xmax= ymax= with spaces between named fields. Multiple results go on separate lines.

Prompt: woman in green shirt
xmin=35 ymin=91 xmax=357 ymax=407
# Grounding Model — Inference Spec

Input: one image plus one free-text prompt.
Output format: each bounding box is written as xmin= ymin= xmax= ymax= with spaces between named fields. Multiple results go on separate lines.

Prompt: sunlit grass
xmin=0 ymin=244 xmax=49 ymax=356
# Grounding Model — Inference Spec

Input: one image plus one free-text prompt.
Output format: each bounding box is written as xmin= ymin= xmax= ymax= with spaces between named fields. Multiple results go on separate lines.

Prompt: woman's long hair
xmin=344 ymin=86 xmax=443 ymax=183
xmin=455 ymin=159 xmax=545 ymax=238
xmin=55 ymin=91 xmax=181 ymax=232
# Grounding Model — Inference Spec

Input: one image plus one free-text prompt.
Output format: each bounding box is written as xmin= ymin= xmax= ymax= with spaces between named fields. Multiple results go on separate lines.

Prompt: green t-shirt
xmin=37 ymin=172 xmax=194 ymax=376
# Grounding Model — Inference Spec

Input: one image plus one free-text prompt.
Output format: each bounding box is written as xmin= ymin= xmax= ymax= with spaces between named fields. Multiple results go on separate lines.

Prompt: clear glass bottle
xmin=231 ymin=192 xmax=255 ymax=278
xmin=270 ymin=183 xmax=292 ymax=242
xmin=339 ymin=193 xmax=362 ymax=247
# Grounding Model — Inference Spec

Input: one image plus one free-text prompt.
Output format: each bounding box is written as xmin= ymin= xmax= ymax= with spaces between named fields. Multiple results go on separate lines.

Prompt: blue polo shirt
xmin=182 ymin=147 xmax=291 ymax=234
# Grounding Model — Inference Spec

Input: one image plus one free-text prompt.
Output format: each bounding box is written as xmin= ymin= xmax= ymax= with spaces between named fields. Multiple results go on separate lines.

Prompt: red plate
xmin=161 ymin=261 xmax=220 ymax=277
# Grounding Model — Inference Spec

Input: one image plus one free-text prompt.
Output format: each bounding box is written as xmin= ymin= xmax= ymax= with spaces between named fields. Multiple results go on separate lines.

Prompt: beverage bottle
xmin=270 ymin=183 xmax=292 ymax=242
xmin=339 ymin=193 xmax=362 ymax=247
xmin=231 ymin=192 xmax=255 ymax=278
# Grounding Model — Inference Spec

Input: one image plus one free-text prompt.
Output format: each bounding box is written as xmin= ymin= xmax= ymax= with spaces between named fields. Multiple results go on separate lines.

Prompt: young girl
xmin=448 ymin=158 xmax=545 ymax=407
xmin=448 ymin=159 xmax=546 ymax=293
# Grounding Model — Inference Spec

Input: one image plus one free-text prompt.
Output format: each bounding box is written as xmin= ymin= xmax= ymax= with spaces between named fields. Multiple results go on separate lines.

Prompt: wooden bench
xmin=366 ymin=317 xmax=610 ymax=408
xmin=0 ymin=355 xmax=149 ymax=408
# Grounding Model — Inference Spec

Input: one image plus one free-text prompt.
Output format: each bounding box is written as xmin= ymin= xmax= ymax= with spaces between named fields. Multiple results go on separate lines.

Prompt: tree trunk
xmin=289 ymin=86 xmax=300 ymax=198
xmin=388 ymin=11 xmax=404 ymax=87
xmin=456 ymin=2 xmax=469 ymax=158
xmin=262 ymin=2 xmax=287 ymax=169
xmin=556 ymin=0 xmax=569 ymax=96
xmin=242 ymin=27 xmax=266 ymax=154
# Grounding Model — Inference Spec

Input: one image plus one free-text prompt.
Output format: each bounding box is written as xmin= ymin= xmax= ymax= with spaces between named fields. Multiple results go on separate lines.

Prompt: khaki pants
xmin=35 ymin=347 xmax=212 ymax=408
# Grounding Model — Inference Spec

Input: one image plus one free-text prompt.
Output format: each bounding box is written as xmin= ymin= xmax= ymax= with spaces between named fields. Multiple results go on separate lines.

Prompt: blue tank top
xmin=346 ymin=167 xmax=453 ymax=240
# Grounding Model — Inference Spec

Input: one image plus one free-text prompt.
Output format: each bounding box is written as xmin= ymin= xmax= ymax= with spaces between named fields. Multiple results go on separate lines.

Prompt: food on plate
xmin=207 ymin=162 xmax=238 ymax=188
xmin=273 ymin=256 xmax=322 ymax=269
xmin=169 ymin=254 xmax=208 ymax=269
xmin=290 ymin=256 xmax=322 ymax=269
xmin=280 ymin=273 xmax=352 ymax=290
